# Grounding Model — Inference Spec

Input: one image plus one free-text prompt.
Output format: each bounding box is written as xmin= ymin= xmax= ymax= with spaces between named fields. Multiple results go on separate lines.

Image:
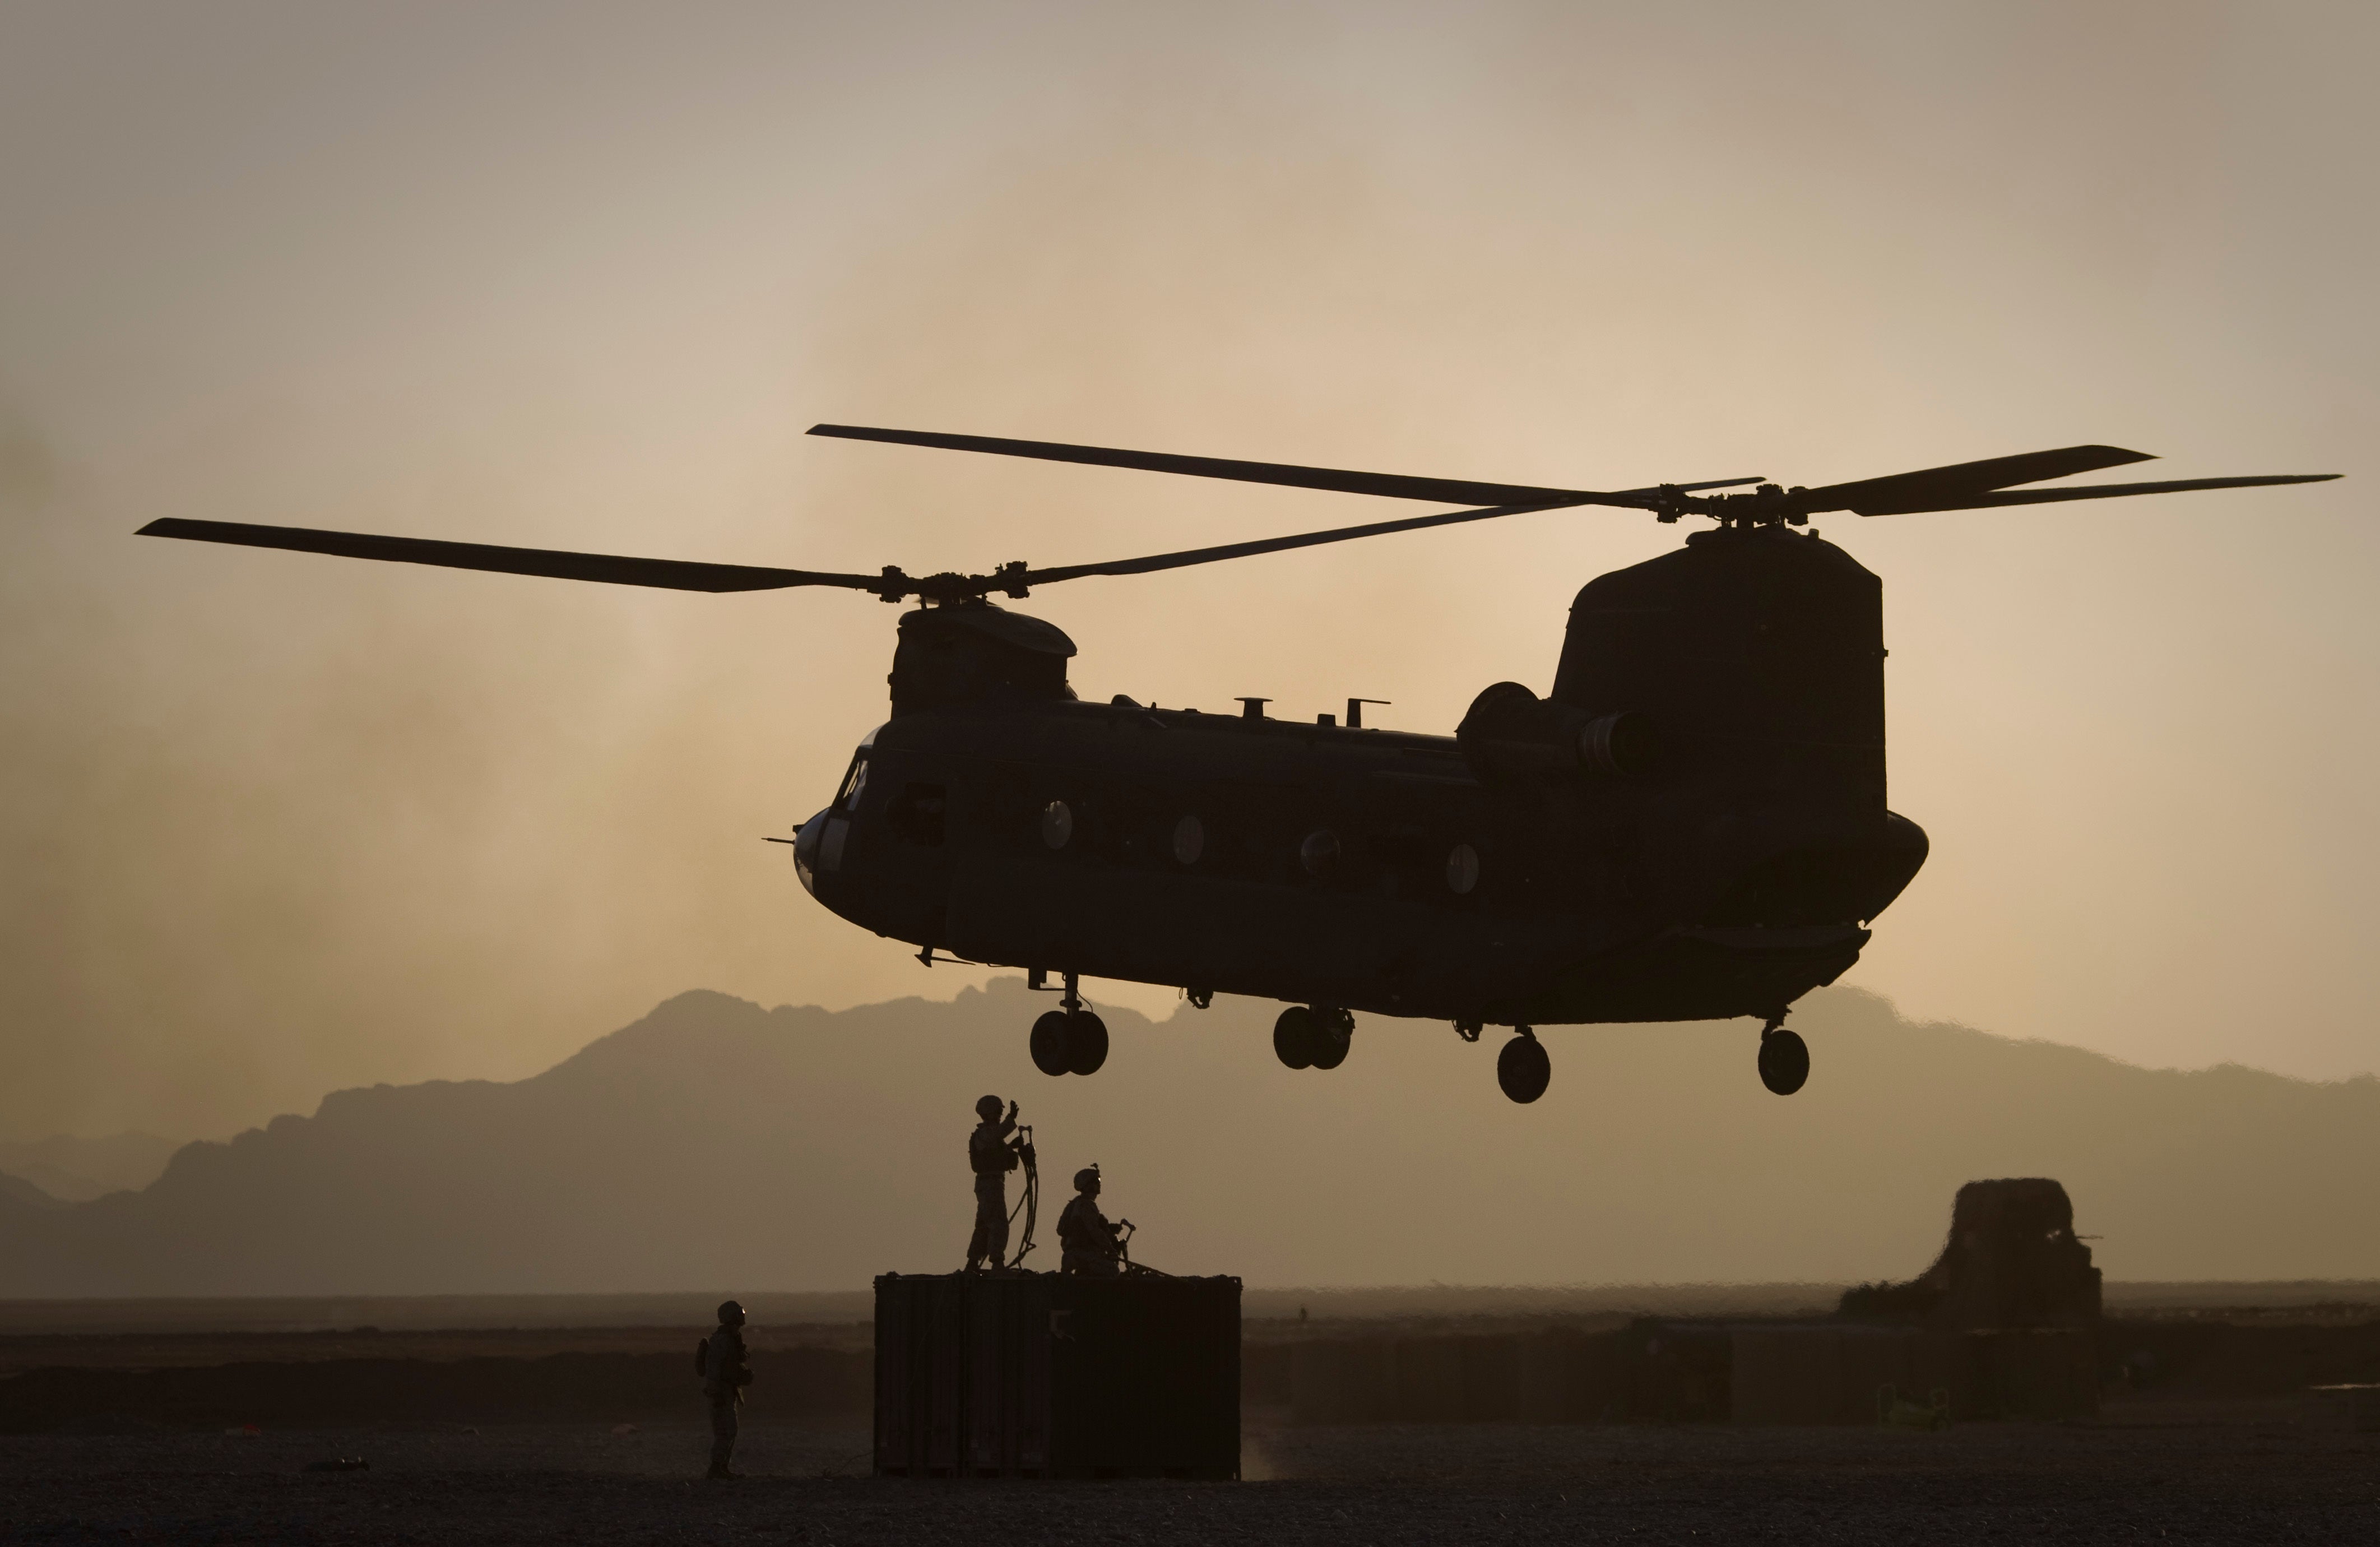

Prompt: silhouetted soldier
xmin=698 ymin=1299 xmax=753 ymax=1479
xmin=1057 ymin=1165 xmax=1123 ymax=1276
xmin=966 ymin=1095 xmax=1024 ymax=1271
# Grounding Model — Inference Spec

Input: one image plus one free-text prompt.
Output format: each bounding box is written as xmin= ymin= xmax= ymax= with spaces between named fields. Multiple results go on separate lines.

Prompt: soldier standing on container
xmin=698 ymin=1299 xmax=754 ymax=1479
xmin=966 ymin=1095 xmax=1024 ymax=1271
xmin=1058 ymin=1166 xmax=1124 ymax=1276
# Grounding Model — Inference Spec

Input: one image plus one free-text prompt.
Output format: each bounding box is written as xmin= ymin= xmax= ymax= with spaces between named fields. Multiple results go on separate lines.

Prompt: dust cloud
xmin=0 ymin=2 xmax=2372 ymax=1143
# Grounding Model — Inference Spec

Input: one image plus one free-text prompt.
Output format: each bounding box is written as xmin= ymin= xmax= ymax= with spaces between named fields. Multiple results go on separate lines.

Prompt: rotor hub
xmin=1657 ymin=482 xmax=1812 ymax=530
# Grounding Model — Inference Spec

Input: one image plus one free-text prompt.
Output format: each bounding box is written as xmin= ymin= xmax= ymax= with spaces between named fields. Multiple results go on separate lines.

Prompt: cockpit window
xmin=836 ymin=753 xmax=870 ymax=813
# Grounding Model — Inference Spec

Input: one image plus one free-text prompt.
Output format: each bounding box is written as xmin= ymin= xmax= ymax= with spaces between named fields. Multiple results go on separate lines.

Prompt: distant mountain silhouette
xmin=0 ymin=1133 xmax=180 ymax=1204
xmin=3 ymin=983 xmax=2375 ymax=1296
xmin=0 ymin=1172 xmax=63 ymax=1211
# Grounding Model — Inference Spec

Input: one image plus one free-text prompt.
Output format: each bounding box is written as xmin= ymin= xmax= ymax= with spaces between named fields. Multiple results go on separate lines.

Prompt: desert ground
xmin=6 ymin=1405 xmax=2378 ymax=1545
xmin=4 ymin=1287 xmax=2378 ymax=1544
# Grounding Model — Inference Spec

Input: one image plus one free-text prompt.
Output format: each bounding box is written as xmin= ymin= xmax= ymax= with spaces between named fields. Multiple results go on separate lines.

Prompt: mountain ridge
xmin=4 ymin=983 xmax=2374 ymax=1296
xmin=0 ymin=1133 xmax=182 ymax=1203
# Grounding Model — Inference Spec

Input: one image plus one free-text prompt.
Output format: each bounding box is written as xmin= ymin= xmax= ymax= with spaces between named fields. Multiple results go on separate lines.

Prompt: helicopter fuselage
xmin=793 ymin=524 xmax=1928 ymax=1029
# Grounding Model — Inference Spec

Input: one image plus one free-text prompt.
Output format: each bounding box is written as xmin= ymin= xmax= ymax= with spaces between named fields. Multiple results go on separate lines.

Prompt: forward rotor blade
xmin=137 ymin=518 xmax=880 ymax=594
xmin=1848 ymin=473 xmax=2341 ymax=516
xmin=1653 ymin=477 xmax=1775 ymax=495
xmin=1020 ymin=497 xmax=1598 ymax=587
xmin=810 ymin=423 xmax=1665 ymax=510
xmin=1797 ymin=445 xmax=2157 ymax=515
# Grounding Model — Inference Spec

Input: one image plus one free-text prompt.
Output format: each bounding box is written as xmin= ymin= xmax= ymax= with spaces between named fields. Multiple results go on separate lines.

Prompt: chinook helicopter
xmin=139 ymin=428 xmax=2336 ymax=1103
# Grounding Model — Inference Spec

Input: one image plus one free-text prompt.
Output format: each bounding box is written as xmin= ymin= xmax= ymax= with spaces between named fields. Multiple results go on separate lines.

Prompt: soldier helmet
xmin=975 ymin=1094 xmax=1004 ymax=1119
xmin=717 ymin=1299 xmax=746 ymax=1326
xmin=1074 ymin=1166 xmax=1100 ymax=1191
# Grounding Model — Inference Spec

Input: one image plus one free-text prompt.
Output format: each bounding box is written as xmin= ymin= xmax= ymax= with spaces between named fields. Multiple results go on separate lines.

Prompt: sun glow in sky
xmin=1 ymin=1 xmax=2372 ymax=1140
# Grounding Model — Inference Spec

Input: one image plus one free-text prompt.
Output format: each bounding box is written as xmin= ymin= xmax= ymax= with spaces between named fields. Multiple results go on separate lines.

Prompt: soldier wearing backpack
xmin=697 ymin=1299 xmax=754 ymax=1479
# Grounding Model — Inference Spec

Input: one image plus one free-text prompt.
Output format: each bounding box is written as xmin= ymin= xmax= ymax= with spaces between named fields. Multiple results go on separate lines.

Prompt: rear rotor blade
xmin=1014 ymin=475 xmax=1764 ymax=588
xmin=1847 ymin=473 xmax=2340 ymax=516
xmin=1795 ymin=445 xmax=2157 ymax=516
xmin=810 ymin=423 xmax=1665 ymax=510
xmin=137 ymin=518 xmax=882 ymax=594
xmin=1022 ymin=497 xmax=1599 ymax=587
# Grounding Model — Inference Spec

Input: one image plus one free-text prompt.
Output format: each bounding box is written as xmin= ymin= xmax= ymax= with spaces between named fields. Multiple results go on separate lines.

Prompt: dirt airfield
xmin=7 ymin=1404 xmax=2377 ymax=1545
xmin=6 ymin=1289 xmax=2377 ymax=1544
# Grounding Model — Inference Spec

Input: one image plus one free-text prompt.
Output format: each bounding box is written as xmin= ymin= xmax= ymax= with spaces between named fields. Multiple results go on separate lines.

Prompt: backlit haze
xmin=2 ymin=1 xmax=2373 ymax=1144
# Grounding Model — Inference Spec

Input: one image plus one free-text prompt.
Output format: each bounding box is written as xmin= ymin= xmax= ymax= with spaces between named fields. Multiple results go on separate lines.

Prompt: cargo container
xmin=874 ymin=1272 xmax=1239 ymax=1478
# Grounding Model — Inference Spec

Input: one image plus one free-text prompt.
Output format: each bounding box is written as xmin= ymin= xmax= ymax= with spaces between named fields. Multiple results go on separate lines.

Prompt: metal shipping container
xmin=875 ymin=1272 xmax=1240 ymax=1479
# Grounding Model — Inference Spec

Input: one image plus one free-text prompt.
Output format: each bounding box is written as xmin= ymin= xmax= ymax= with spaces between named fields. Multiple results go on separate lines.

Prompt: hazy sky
xmin=2 ymin=1 xmax=2373 ymax=1142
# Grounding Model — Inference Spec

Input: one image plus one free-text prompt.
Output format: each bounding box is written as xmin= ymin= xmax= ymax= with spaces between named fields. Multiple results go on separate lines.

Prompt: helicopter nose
xmin=792 ymin=808 xmax=828 ymax=896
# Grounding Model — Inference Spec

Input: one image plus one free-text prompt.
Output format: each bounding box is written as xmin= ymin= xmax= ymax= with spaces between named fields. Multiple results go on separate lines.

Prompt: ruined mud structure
xmin=1838 ymin=1178 xmax=2101 ymax=1329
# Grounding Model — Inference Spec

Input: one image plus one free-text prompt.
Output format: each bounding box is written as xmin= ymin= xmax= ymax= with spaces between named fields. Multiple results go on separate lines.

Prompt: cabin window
xmin=835 ymin=753 xmax=870 ymax=813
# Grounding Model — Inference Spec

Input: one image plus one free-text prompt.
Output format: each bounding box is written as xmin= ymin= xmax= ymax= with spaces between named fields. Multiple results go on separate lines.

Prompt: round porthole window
xmin=1172 ymin=814 xmax=1205 ymax=865
xmin=1041 ymin=800 xmax=1074 ymax=850
xmin=1446 ymin=842 xmax=1480 ymax=895
xmin=1300 ymin=828 xmax=1342 ymax=878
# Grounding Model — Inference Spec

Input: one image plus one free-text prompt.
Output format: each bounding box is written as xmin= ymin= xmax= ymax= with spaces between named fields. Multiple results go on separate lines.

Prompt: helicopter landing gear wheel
xmin=1757 ymin=1022 xmax=1808 ymax=1095
xmin=1496 ymin=1028 xmax=1550 ymax=1104
xmin=1273 ymin=1005 xmax=1318 ymax=1069
xmin=1029 ymin=1011 xmax=1071 ymax=1077
xmin=1308 ymin=1008 xmax=1354 ymax=1070
xmin=1065 ymin=1010 xmax=1109 ymax=1076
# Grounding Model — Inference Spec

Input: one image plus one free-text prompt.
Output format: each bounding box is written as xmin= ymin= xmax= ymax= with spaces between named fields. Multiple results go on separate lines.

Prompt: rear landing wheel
xmin=1273 ymin=1006 xmax=1318 ymax=1069
xmin=1065 ymin=1010 xmax=1109 ymax=1076
xmin=1029 ymin=1011 xmax=1071 ymax=1077
xmin=1758 ymin=1027 xmax=1809 ymax=1095
xmin=1496 ymin=1030 xmax=1550 ymax=1104
xmin=1309 ymin=1009 xmax=1354 ymax=1070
